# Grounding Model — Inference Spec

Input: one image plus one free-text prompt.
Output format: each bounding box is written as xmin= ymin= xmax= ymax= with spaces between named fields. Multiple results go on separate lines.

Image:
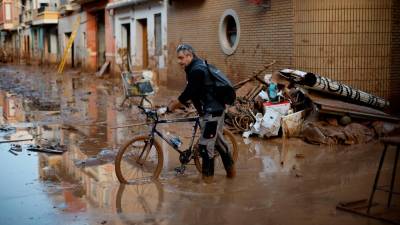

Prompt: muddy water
xmin=0 ymin=64 xmax=397 ymax=225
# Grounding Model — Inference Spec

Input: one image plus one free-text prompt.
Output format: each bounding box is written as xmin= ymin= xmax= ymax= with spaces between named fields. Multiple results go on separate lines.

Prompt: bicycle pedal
xmin=174 ymin=165 xmax=186 ymax=175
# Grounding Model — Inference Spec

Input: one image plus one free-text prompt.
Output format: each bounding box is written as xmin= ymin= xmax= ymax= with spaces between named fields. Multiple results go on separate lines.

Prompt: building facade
xmin=107 ymin=0 xmax=168 ymax=84
xmin=58 ymin=0 xmax=85 ymax=68
xmin=57 ymin=0 xmax=115 ymax=72
xmin=31 ymin=0 xmax=60 ymax=64
xmin=0 ymin=0 xmax=20 ymax=61
xmin=1 ymin=0 xmax=168 ymax=77
xmin=8 ymin=0 xmax=60 ymax=64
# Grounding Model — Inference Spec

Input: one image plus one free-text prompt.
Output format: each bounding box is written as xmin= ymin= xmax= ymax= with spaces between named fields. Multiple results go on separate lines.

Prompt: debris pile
xmin=0 ymin=48 xmax=10 ymax=63
xmin=6 ymin=142 xmax=67 ymax=155
xmin=225 ymin=62 xmax=399 ymax=145
xmin=0 ymin=124 xmax=16 ymax=133
xmin=27 ymin=143 xmax=67 ymax=154
xmin=74 ymin=149 xmax=117 ymax=168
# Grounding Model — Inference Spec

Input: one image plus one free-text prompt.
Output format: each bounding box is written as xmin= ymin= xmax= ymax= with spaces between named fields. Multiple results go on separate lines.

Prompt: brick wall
xmin=167 ymin=0 xmax=399 ymax=113
xmin=0 ymin=2 xmax=4 ymax=24
xmin=293 ymin=0 xmax=393 ymax=102
xmin=167 ymin=0 xmax=293 ymax=88
xmin=390 ymin=0 xmax=400 ymax=113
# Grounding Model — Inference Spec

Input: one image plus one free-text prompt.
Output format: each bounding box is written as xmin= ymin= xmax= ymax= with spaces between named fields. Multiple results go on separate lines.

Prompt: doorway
xmin=121 ymin=23 xmax=131 ymax=51
xmin=25 ymin=35 xmax=30 ymax=58
xmin=64 ymin=32 xmax=74 ymax=67
xmin=96 ymin=11 xmax=106 ymax=69
xmin=136 ymin=18 xmax=148 ymax=69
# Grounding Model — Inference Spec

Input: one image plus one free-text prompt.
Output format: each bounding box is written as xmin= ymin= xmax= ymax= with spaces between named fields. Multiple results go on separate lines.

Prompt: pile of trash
xmin=225 ymin=62 xmax=399 ymax=145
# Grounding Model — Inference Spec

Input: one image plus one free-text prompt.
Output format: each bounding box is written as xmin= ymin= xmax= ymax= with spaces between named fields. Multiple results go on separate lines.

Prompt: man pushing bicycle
xmin=167 ymin=44 xmax=236 ymax=183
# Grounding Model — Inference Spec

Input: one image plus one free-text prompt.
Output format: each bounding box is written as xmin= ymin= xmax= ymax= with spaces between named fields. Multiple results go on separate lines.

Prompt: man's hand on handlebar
xmin=156 ymin=106 xmax=168 ymax=115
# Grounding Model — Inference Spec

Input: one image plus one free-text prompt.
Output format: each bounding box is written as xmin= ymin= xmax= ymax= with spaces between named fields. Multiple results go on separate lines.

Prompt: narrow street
xmin=0 ymin=64 xmax=397 ymax=225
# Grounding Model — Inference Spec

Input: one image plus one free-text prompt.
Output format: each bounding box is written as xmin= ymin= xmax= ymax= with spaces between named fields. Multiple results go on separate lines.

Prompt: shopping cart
xmin=120 ymin=71 xmax=154 ymax=108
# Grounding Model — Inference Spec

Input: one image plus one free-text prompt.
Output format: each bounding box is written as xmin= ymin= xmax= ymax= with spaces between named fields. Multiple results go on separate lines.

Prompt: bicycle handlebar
xmin=137 ymin=105 xmax=199 ymax=124
xmin=137 ymin=105 xmax=158 ymax=120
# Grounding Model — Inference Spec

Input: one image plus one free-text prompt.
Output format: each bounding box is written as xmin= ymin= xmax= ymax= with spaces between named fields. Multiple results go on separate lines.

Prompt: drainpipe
xmin=163 ymin=0 xmax=167 ymax=68
xmin=109 ymin=8 xmax=115 ymax=36
xmin=109 ymin=8 xmax=115 ymax=74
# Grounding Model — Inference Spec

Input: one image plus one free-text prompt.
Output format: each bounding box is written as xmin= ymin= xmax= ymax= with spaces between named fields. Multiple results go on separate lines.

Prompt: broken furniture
xmin=369 ymin=137 xmax=400 ymax=212
xmin=226 ymin=61 xmax=276 ymax=133
xmin=337 ymin=136 xmax=400 ymax=224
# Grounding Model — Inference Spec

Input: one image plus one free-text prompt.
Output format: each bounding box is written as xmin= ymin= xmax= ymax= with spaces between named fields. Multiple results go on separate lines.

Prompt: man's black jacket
xmin=178 ymin=57 xmax=225 ymax=116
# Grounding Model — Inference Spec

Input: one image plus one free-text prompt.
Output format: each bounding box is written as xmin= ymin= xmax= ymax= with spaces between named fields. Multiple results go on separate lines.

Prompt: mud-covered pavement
xmin=0 ymin=64 xmax=398 ymax=225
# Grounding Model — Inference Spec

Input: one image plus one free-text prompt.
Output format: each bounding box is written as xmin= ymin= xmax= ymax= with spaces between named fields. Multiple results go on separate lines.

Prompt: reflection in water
xmin=116 ymin=182 xmax=165 ymax=224
xmin=0 ymin=67 xmax=146 ymax=224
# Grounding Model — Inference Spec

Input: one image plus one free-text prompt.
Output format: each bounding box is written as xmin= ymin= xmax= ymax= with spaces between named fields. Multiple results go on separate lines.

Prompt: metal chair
xmin=337 ymin=136 xmax=400 ymax=224
xmin=120 ymin=71 xmax=153 ymax=108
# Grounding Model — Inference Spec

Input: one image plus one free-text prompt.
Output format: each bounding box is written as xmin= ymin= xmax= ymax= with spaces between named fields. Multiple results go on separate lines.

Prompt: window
xmin=226 ymin=15 xmax=237 ymax=47
xmin=219 ymin=9 xmax=240 ymax=55
xmin=5 ymin=3 xmax=12 ymax=21
xmin=121 ymin=23 xmax=130 ymax=49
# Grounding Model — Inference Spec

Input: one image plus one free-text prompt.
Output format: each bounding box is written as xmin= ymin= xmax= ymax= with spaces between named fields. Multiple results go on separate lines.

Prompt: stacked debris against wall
xmin=0 ymin=48 xmax=10 ymax=63
xmin=225 ymin=62 xmax=399 ymax=145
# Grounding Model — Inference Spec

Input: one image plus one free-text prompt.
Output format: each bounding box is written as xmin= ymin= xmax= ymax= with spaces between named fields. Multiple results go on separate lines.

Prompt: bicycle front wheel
xmin=115 ymin=135 xmax=163 ymax=184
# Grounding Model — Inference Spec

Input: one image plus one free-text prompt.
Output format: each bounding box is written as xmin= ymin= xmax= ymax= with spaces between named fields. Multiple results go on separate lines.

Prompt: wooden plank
xmin=96 ymin=61 xmax=110 ymax=77
xmin=0 ymin=139 xmax=33 ymax=144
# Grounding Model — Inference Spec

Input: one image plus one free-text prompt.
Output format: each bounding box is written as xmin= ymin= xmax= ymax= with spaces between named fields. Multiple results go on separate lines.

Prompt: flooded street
xmin=0 ymin=64 xmax=397 ymax=225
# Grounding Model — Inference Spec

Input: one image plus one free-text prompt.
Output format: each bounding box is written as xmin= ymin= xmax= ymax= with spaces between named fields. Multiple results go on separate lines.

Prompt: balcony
xmin=32 ymin=6 xmax=59 ymax=25
xmin=59 ymin=0 xmax=80 ymax=14
xmin=106 ymin=0 xmax=150 ymax=10
xmin=0 ymin=21 xmax=18 ymax=30
xmin=70 ymin=0 xmax=97 ymax=4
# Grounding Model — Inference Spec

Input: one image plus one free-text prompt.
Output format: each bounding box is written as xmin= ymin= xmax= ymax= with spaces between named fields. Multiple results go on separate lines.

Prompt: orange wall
xmin=83 ymin=0 xmax=115 ymax=72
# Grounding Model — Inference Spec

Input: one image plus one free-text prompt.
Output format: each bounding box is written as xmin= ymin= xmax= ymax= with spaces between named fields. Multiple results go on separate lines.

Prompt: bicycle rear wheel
xmin=194 ymin=128 xmax=238 ymax=173
xmin=115 ymin=135 xmax=163 ymax=184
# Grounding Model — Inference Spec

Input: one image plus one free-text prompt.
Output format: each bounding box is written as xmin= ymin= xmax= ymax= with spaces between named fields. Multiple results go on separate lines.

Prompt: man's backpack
xmin=204 ymin=60 xmax=236 ymax=105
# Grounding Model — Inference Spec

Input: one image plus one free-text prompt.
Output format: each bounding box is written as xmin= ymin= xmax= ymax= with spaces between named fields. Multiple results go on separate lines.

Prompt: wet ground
xmin=0 ymin=64 xmax=398 ymax=225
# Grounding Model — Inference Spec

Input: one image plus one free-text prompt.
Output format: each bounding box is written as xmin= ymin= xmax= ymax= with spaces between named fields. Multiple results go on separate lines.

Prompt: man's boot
xmin=199 ymin=145 xmax=214 ymax=183
xmin=216 ymin=145 xmax=236 ymax=178
xmin=202 ymin=156 xmax=215 ymax=183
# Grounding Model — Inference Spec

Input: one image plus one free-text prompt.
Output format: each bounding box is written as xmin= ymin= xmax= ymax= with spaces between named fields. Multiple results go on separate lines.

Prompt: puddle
xmin=0 ymin=64 xmax=396 ymax=225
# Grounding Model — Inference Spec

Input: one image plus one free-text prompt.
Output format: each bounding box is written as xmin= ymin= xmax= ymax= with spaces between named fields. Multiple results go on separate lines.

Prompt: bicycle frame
xmin=137 ymin=105 xmax=201 ymax=160
xmin=149 ymin=116 xmax=200 ymax=155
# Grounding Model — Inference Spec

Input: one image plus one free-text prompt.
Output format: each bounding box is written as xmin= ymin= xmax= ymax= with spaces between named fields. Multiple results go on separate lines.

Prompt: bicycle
xmin=114 ymin=106 xmax=238 ymax=184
